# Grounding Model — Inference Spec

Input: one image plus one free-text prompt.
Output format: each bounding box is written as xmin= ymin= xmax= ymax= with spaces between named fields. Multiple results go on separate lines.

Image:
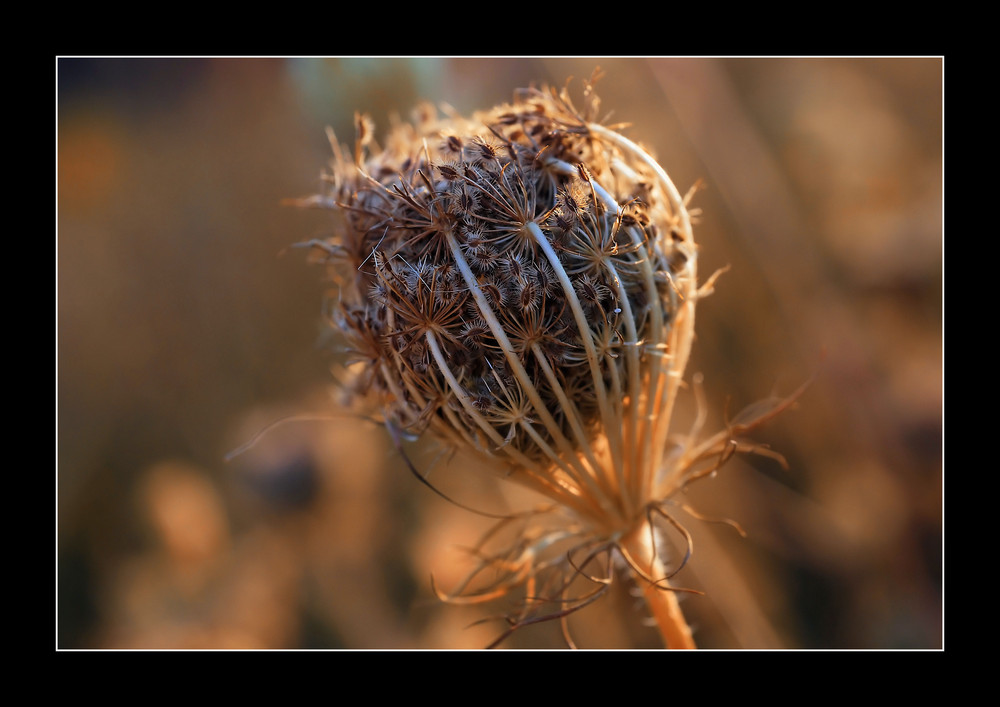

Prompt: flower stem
xmin=620 ymin=520 xmax=696 ymax=649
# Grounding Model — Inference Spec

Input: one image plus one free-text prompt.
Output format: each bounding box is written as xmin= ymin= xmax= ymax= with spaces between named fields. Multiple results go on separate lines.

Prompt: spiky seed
xmin=470 ymin=136 xmax=501 ymax=164
xmin=442 ymin=134 xmax=464 ymax=155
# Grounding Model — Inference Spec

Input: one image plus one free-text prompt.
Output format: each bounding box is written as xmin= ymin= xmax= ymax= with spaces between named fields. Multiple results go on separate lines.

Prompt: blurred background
xmin=57 ymin=57 xmax=942 ymax=650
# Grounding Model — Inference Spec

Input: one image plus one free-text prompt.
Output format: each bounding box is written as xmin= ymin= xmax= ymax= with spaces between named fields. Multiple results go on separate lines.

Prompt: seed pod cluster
xmin=307 ymin=79 xmax=699 ymax=532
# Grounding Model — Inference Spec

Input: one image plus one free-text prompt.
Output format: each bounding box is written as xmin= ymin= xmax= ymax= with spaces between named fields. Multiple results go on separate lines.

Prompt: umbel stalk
xmin=620 ymin=519 xmax=696 ymax=649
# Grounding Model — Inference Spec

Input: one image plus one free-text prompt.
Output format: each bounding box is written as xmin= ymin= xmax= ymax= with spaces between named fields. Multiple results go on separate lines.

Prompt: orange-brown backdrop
xmin=57 ymin=57 xmax=943 ymax=649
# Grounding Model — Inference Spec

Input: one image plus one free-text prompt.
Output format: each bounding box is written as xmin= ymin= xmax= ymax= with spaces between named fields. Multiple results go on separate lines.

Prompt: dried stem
xmin=619 ymin=520 xmax=696 ymax=649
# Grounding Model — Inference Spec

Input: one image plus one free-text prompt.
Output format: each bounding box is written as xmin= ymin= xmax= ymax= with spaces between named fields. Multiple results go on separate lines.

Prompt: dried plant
xmin=293 ymin=72 xmax=800 ymax=648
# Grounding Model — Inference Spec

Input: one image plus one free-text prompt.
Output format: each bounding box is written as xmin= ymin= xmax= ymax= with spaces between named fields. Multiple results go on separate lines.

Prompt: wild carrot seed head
xmin=308 ymin=76 xmax=701 ymax=538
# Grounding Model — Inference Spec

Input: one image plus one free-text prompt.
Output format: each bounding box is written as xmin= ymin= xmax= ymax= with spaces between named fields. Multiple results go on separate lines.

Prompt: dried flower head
xmin=295 ymin=73 xmax=799 ymax=648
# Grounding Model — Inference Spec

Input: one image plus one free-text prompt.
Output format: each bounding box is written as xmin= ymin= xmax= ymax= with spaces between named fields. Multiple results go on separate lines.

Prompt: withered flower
xmin=296 ymin=73 xmax=795 ymax=648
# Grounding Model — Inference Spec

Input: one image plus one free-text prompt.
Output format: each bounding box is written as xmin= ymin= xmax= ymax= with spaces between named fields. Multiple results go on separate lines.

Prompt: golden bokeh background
xmin=57 ymin=57 xmax=942 ymax=650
